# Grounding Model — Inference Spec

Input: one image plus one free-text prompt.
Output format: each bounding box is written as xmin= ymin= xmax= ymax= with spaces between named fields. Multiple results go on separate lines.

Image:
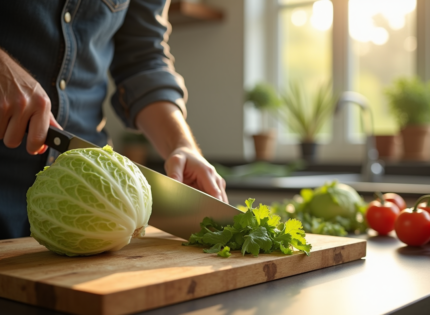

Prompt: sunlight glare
xmin=349 ymin=0 xmax=416 ymax=44
xmin=387 ymin=15 xmax=406 ymax=30
xmin=371 ymin=27 xmax=389 ymax=45
xmin=349 ymin=16 xmax=374 ymax=42
xmin=291 ymin=9 xmax=307 ymax=27
xmin=311 ymin=0 xmax=333 ymax=31
xmin=400 ymin=0 xmax=417 ymax=14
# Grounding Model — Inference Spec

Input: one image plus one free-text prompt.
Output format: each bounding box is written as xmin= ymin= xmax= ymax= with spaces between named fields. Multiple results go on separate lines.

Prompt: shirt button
xmin=64 ymin=12 xmax=71 ymax=23
xmin=60 ymin=80 xmax=66 ymax=90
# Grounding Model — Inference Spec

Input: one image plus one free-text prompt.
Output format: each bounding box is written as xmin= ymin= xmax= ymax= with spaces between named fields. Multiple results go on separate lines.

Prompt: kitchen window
xmin=278 ymin=0 xmax=333 ymax=144
xmin=348 ymin=0 xmax=416 ymax=140
xmin=245 ymin=0 xmax=428 ymax=162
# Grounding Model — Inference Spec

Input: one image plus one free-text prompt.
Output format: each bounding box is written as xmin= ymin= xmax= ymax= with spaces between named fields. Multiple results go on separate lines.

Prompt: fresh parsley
xmin=183 ymin=199 xmax=312 ymax=258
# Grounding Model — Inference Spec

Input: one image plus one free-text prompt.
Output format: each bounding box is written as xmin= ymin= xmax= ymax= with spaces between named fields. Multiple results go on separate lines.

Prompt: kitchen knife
xmin=42 ymin=126 xmax=241 ymax=240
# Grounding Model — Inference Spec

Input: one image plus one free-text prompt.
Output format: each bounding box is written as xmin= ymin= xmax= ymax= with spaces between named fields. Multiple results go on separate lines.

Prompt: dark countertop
xmin=225 ymin=173 xmax=430 ymax=197
xmin=147 ymin=159 xmax=430 ymax=177
xmin=2 ymin=232 xmax=430 ymax=315
xmin=148 ymin=159 xmax=430 ymax=197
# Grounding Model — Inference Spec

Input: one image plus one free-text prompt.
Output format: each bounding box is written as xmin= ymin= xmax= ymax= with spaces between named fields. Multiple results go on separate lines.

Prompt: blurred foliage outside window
xmin=279 ymin=0 xmax=332 ymax=143
xmin=278 ymin=0 xmax=416 ymax=141
xmin=349 ymin=0 xmax=416 ymax=138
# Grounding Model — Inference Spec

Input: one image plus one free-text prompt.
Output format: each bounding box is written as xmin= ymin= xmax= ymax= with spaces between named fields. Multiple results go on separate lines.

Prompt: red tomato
xmin=366 ymin=200 xmax=400 ymax=235
xmin=383 ymin=193 xmax=406 ymax=211
xmin=418 ymin=202 xmax=430 ymax=215
xmin=395 ymin=209 xmax=430 ymax=246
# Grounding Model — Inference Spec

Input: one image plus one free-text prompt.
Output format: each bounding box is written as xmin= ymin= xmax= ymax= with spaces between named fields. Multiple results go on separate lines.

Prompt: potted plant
xmin=385 ymin=77 xmax=430 ymax=161
xmin=245 ymin=83 xmax=282 ymax=161
xmin=374 ymin=134 xmax=401 ymax=161
xmin=280 ymin=81 xmax=335 ymax=161
xmin=121 ymin=131 xmax=149 ymax=165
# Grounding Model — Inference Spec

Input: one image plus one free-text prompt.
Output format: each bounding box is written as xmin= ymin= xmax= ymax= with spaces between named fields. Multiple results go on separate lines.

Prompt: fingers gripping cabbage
xmin=26 ymin=145 xmax=152 ymax=257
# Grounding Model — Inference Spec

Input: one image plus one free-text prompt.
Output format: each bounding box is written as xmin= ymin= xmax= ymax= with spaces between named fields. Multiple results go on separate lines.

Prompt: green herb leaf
xmin=274 ymin=232 xmax=292 ymax=245
xmin=284 ymin=219 xmax=307 ymax=244
xmin=252 ymin=204 xmax=270 ymax=224
xmin=291 ymin=239 xmax=312 ymax=256
xmin=267 ymin=214 xmax=281 ymax=229
xmin=184 ymin=200 xmax=312 ymax=258
xmin=202 ymin=228 xmax=233 ymax=246
xmin=217 ymin=246 xmax=231 ymax=258
xmin=245 ymin=198 xmax=255 ymax=209
xmin=200 ymin=217 xmax=223 ymax=231
xmin=280 ymin=243 xmax=293 ymax=255
xmin=234 ymin=209 xmax=258 ymax=229
xmin=242 ymin=226 xmax=273 ymax=256
xmin=203 ymin=243 xmax=223 ymax=253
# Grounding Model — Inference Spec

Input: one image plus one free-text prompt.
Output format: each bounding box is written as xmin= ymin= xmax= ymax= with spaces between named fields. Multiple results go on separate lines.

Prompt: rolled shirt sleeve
xmin=109 ymin=0 xmax=187 ymax=128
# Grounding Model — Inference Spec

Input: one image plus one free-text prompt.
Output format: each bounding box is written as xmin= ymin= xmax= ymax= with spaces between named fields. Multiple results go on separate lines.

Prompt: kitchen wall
xmin=103 ymin=0 xmax=247 ymax=162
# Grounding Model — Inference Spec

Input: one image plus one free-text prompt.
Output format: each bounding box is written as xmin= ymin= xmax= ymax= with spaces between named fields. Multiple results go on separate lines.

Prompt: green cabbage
xmin=300 ymin=181 xmax=367 ymax=233
xmin=26 ymin=145 xmax=152 ymax=257
xmin=270 ymin=182 xmax=368 ymax=236
xmin=304 ymin=182 xmax=363 ymax=220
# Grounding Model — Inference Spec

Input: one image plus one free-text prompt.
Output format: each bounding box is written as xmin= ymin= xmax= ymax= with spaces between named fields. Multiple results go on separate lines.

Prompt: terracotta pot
xmin=300 ymin=142 xmax=317 ymax=162
xmin=122 ymin=144 xmax=148 ymax=165
xmin=400 ymin=125 xmax=430 ymax=161
xmin=252 ymin=131 xmax=275 ymax=161
xmin=375 ymin=135 xmax=401 ymax=161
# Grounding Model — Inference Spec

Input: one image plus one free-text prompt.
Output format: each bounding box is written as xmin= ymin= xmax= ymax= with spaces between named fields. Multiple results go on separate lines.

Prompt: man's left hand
xmin=164 ymin=146 xmax=228 ymax=203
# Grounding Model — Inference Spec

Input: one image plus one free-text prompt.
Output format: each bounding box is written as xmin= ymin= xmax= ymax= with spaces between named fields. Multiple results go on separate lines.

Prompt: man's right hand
xmin=0 ymin=49 xmax=61 ymax=155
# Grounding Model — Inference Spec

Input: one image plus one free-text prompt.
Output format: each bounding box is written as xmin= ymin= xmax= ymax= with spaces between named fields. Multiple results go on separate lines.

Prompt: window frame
xmin=245 ymin=0 xmax=429 ymax=162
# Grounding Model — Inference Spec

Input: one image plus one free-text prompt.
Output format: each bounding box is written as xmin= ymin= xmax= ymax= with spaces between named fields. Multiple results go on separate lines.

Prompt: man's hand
xmin=164 ymin=146 xmax=228 ymax=202
xmin=0 ymin=49 xmax=61 ymax=155
xmin=136 ymin=102 xmax=228 ymax=203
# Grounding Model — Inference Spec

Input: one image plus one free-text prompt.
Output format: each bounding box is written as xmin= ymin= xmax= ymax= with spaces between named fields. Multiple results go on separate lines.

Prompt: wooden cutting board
xmin=0 ymin=226 xmax=366 ymax=315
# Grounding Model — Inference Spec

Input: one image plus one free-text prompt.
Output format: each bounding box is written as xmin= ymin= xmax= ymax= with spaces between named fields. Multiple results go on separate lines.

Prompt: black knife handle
xmin=25 ymin=125 xmax=74 ymax=153
xmin=45 ymin=126 xmax=74 ymax=153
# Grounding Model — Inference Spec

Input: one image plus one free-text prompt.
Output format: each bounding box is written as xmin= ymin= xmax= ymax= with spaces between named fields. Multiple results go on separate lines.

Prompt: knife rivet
xmin=54 ymin=137 xmax=61 ymax=146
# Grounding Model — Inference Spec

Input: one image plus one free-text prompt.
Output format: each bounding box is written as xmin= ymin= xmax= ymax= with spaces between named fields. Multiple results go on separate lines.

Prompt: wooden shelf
xmin=169 ymin=1 xmax=224 ymax=24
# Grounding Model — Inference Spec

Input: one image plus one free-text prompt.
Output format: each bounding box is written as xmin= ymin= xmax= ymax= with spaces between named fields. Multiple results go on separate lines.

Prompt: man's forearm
xmin=135 ymin=102 xmax=200 ymax=159
xmin=135 ymin=101 xmax=228 ymax=202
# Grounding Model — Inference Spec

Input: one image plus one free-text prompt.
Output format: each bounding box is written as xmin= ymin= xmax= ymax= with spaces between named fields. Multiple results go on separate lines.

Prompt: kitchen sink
xmin=226 ymin=172 xmax=430 ymax=195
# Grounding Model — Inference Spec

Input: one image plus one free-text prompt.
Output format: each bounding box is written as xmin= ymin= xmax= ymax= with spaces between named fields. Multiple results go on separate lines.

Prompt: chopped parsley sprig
xmin=183 ymin=199 xmax=312 ymax=258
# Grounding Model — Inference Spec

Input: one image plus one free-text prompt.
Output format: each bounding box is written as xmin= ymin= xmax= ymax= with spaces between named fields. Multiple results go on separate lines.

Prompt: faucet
xmin=335 ymin=91 xmax=384 ymax=182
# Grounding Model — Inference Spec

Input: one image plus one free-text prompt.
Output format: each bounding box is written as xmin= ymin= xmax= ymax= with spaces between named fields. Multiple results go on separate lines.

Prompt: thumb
xmin=164 ymin=153 xmax=186 ymax=182
xmin=34 ymin=113 xmax=63 ymax=155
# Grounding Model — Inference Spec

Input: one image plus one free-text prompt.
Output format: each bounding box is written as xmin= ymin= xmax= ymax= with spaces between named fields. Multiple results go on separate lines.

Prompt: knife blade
xmin=43 ymin=126 xmax=241 ymax=239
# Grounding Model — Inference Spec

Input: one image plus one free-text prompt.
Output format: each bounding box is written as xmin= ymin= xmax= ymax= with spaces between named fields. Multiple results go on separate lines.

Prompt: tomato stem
xmin=413 ymin=195 xmax=430 ymax=212
xmin=375 ymin=192 xmax=385 ymax=206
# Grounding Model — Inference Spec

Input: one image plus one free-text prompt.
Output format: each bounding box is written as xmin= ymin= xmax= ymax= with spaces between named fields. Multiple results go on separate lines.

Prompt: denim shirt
xmin=1 ymin=0 xmax=187 ymax=144
xmin=0 ymin=0 xmax=187 ymax=239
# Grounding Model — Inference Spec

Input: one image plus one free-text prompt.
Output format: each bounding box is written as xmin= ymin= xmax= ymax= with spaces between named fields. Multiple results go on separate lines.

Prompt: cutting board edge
xmin=95 ymin=240 xmax=367 ymax=315
xmin=0 ymin=273 xmax=106 ymax=315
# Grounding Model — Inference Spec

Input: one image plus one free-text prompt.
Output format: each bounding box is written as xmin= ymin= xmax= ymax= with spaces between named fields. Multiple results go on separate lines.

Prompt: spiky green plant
xmin=281 ymin=81 xmax=335 ymax=142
